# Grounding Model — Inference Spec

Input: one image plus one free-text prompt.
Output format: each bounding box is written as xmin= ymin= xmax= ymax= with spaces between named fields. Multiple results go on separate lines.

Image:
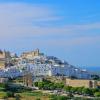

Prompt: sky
xmin=0 ymin=0 xmax=100 ymax=67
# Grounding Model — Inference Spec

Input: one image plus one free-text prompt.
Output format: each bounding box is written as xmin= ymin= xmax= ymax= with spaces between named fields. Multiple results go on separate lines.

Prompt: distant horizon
xmin=81 ymin=66 xmax=100 ymax=74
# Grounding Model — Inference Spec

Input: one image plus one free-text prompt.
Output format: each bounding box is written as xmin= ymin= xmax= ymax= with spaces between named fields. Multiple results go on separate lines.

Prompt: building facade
xmin=0 ymin=50 xmax=11 ymax=69
xmin=21 ymin=49 xmax=40 ymax=59
xmin=66 ymin=78 xmax=97 ymax=88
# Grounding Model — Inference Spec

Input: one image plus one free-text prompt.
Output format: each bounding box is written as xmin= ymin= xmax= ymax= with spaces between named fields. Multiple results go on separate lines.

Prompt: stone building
xmin=0 ymin=50 xmax=11 ymax=69
xmin=66 ymin=78 xmax=97 ymax=88
xmin=21 ymin=49 xmax=40 ymax=59
xmin=23 ymin=71 xmax=33 ymax=87
xmin=0 ymin=78 xmax=8 ymax=83
xmin=97 ymin=81 xmax=100 ymax=86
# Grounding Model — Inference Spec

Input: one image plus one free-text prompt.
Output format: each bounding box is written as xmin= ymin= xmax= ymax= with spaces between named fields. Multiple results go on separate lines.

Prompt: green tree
xmin=43 ymin=84 xmax=49 ymax=90
xmin=15 ymin=94 xmax=21 ymax=100
xmin=94 ymin=92 xmax=100 ymax=97
xmin=63 ymin=86 xmax=72 ymax=93
xmin=91 ymin=88 xmax=99 ymax=94
xmin=82 ymin=88 xmax=93 ymax=96
xmin=49 ymin=84 xmax=56 ymax=90
xmin=77 ymin=87 xmax=84 ymax=94
xmin=38 ymin=82 xmax=44 ymax=89
xmin=34 ymin=82 xmax=38 ymax=87
xmin=7 ymin=91 xmax=14 ymax=97
xmin=54 ymin=83 xmax=64 ymax=89
xmin=70 ymin=87 xmax=77 ymax=93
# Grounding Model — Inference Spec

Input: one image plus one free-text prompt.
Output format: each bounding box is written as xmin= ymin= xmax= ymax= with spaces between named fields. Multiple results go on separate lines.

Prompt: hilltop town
xmin=0 ymin=49 xmax=100 ymax=99
xmin=0 ymin=49 xmax=94 ymax=78
xmin=0 ymin=49 xmax=100 ymax=86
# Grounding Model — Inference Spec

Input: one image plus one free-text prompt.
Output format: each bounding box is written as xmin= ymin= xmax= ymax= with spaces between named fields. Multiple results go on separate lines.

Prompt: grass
xmin=0 ymin=91 xmax=7 ymax=98
xmin=0 ymin=91 xmax=49 ymax=100
xmin=19 ymin=91 xmax=50 ymax=100
xmin=22 ymin=91 xmax=43 ymax=96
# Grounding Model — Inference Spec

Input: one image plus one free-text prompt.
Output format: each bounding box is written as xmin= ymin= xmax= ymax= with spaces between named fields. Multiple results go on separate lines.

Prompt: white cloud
xmin=0 ymin=3 xmax=61 ymax=38
xmin=31 ymin=36 xmax=100 ymax=47
xmin=0 ymin=2 xmax=100 ymax=48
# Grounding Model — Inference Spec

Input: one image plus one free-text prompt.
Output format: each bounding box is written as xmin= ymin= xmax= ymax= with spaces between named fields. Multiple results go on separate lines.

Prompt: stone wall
xmin=66 ymin=78 xmax=97 ymax=88
xmin=97 ymin=81 xmax=100 ymax=86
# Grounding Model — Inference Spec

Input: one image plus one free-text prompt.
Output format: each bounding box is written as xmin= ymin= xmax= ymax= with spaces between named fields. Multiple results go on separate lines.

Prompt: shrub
xmin=50 ymin=95 xmax=69 ymax=100
xmin=0 ymin=83 xmax=5 ymax=88
xmin=15 ymin=94 xmax=21 ymax=100
xmin=82 ymin=88 xmax=93 ymax=96
xmin=58 ymin=96 xmax=69 ymax=100
xmin=34 ymin=82 xmax=38 ymax=87
xmin=94 ymin=92 xmax=100 ymax=97
xmin=7 ymin=91 xmax=14 ymax=97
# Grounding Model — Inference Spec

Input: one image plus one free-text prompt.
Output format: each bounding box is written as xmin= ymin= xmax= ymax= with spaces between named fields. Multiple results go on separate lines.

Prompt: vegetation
xmin=0 ymin=78 xmax=100 ymax=99
xmin=34 ymin=79 xmax=64 ymax=90
xmin=50 ymin=94 xmax=70 ymax=100
xmin=0 ymin=92 xmax=7 ymax=98
xmin=34 ymin=79 xmax=100 ymax=98
xmin=91 ymin=75 xmax=100 ymax=80
xmin=36 ymin=98 xmax=41 ymax=100
xmin=94 ymin=92 xmax=100 ymax=97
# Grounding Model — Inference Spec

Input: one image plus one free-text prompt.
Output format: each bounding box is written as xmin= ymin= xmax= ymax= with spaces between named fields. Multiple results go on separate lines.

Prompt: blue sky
xmin=0 ymin=0 xmax=100 ymax=67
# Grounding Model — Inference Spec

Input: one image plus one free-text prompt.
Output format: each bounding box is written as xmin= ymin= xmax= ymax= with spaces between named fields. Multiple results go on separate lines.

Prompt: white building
xmin=0 ymin=52 xmax=92 ymax=79
xmin=18 ymin=61 xmax=91 ymax=79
